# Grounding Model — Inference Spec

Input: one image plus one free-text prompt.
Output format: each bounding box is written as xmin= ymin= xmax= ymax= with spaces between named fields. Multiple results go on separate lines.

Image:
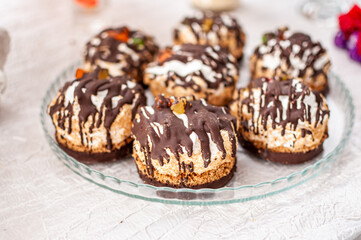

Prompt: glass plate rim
xmin=40 ymin=63 xmax=355 ymax=204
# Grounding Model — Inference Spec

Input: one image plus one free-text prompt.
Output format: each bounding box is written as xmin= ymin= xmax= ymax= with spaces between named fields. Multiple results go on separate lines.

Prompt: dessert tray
xmin=40 ymin=62 xmax=354 ymax=205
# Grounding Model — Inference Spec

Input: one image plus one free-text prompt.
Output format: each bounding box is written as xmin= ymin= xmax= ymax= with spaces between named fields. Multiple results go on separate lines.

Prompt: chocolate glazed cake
xmin=132 ymin=95 xmax=238 ymax=188
xmin=48 ymin=68 xmax=146 ymax=164
xmin=250 ymin=27 xmax=331 ymax=95
xmin=144 ymin=44 xmax=238 ymax=106
xmin=230 ymin=77 xmax=330 ymax=164
xmin=174 ymin=11 xmax=246 ymax=61
xmin=83 ymin=26 xmax=159 ymax=82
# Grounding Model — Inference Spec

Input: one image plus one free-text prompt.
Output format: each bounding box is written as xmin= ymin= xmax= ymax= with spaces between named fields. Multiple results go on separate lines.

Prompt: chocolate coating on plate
xmin=237 ymin=78 xmax=329 ymax=136
xmin=174 ymin=12 xmax=245 ymax=60
xmin=132 ymin=95 xmax=237 ymax=175
xmin=253 ymin=27 xmax=330 ymax=85
xmin=146 ymin=44 xmax=238 ymax=92
xmin=48 ymin=68 xmax=146 ymax=150
xmin=84 ymin=26 xmax=159 ymax=79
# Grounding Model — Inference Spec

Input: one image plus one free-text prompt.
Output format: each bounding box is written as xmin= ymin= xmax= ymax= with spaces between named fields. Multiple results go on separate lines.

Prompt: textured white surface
xmin=0 ymin=0 xmax=361 ymax=239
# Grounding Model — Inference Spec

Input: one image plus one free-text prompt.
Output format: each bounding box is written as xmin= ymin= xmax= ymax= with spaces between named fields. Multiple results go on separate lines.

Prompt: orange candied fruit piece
xmin=107 ymin=27 xmax=130 ymax=42
xmin=171 ymin=98 xmax=187 ymax=114
xmin=158 ymin=50 xmax=172 ymax=63
xmin=202 ymin=18 xmax=213 ymax=32
xmin=97 ymin=68 xmax=109 ymax=80
xmin=75 ymin=68 xmax=88 ymax=79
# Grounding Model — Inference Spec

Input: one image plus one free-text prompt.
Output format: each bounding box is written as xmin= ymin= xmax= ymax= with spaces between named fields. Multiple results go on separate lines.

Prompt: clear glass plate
xmin=40 ymin=63 xmax=355 ymax=205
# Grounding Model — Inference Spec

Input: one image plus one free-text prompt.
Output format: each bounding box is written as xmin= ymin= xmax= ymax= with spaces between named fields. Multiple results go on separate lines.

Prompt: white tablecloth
xmin=1 ymin=0 xmax=361 ymax=239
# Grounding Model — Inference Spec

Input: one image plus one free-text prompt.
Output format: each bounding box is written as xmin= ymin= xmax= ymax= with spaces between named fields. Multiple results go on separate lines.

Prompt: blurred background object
xmin=298 ymin=0 xmax=351 ymax=25
xmin=73 ymin=0 xmax=106 ymax=12
xmin=73 ymin=0 xmax=107 ymax=33
xmin=334 ymin=4 xmax=361 ymax=63
xmin=0 ymin=28 xmax=10 ymax=98
xmin=191 ymin=0 xmax=239 ymax=11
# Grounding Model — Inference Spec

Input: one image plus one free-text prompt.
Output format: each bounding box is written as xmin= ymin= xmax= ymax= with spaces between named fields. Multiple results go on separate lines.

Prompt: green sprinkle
xmin=262 ymin=35 xmax=267 ymax=44
xmin=132 ymin=37 xmax=144 ymax=47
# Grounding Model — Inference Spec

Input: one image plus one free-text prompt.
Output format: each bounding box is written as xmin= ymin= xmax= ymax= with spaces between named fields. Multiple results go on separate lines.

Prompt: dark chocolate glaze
xmin=147 ymin=44 xmax=238 ymax=92
xmin=174 ymin=12 xmax=245 ymax=60
xmin=84 ymin=26 xmax=159 ymax=80
xmin=136 ymin=163 xmax=236 ymax=189
xmin=57 ymin=135 xmax=133 ymax=164
xmin=239 ymin=134 xmax=324 ymax=164
xmin=253 ymin=27 xmax=330 ymax=84
xmin=48 ymin=68 xmax=146 ymax=151
xmin=132 ymin=95 xmax=237 ymax=175
xmin=235 ymin=78 xmax=329 ymax=136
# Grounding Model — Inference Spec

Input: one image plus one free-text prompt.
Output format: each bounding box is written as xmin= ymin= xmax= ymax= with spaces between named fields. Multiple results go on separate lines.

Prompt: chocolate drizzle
xmin=48 ymin=68 xmax=146 ymax=151
xmin=237 ymin=78 xmax=329 ymax=136
xmin=84 ymin=26 xmax=159 ymax=80
xmin=132 ymin=95 xmax=237 ymax=175
xmin=174 ymin=12 xmax=245 ymax=60
xmin=147 ymin=44 xmax=238 ymax=92
xmin=253 ymin=27 xmax=330 ymax=85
